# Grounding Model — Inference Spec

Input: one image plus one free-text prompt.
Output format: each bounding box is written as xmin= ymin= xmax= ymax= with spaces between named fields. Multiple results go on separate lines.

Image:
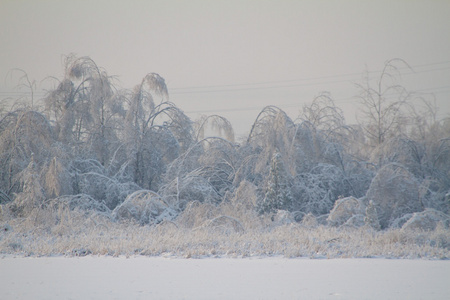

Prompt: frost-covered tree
xmin=197 ymin=137 xmax=238 ymax=198
xmin=0 ymin=110 xmax=55 ymax=198
xmin=2 ymin=55 xmax=449 ymax=232
xmin=44 ymin=55 xmax=124 ymax=166
xmin=302 ymin=93 xmax=348 ymax=147
xmin=158 ymin=137 xmax=236 ymax=209
xmin=243 ymin=106 xmax=296 ymax=188
xmin=123 ymin=73 xmax=194 ymax=190
xmin=283 ymin=96 xmax=372 ymax=215
xmin=366 ymin=117 xmax=450 ymax=214
xmin=195 ymin=114 xmax=235 ymax=143
xmin=247 ymin=106 xmax=294 ymax=155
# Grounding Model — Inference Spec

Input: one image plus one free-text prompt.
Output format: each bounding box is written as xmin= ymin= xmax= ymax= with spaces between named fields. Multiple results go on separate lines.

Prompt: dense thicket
xmin=1 ymin=56 xmax=449 ymax=230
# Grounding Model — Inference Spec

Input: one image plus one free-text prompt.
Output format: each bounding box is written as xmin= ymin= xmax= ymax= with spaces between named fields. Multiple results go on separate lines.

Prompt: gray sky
xmin=1 ymin=0 xmax=449 ymax=137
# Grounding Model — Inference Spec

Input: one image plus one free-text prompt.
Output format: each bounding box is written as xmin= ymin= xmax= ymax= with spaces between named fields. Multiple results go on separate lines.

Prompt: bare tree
xmin=356 ymin=59 xmax=411 ymax=149
xmin=6 ymin=69 xmax=37 ymax=109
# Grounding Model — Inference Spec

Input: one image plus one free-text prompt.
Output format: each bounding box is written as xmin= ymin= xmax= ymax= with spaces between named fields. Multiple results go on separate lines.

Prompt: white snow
xmin=1 ymin=256 xmax=449 ymax=299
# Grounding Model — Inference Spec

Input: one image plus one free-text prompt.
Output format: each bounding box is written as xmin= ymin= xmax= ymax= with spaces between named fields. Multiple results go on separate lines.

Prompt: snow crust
xmin=1 ymin=256 xmax=449 ymax=300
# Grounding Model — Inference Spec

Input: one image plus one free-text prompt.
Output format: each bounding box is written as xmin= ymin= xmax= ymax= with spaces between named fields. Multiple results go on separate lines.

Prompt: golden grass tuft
xmin=1 ymin=202 xmax=449 ymax=259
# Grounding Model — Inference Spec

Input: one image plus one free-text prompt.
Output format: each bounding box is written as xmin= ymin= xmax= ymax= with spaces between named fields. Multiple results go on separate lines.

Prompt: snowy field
xmin=1 ymin=256 xmax=449 ymax=300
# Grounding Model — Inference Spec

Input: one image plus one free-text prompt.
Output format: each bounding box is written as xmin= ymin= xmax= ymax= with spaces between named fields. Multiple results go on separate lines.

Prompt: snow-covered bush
xmin=292 ymin=166 xmax=341 ymax=215
xmin=327 ymin=196 xmax=364 ymax=227
xmin=342 ymin=214 xmax=365 ymax=228
xmin=401 ymin=209 xmax=449 ymax=231
xmin=390 ymin=213 xmax=414 ymax=229
xmin=112 ymin=190 xmax=177 ymax=225
xmin=300 ymin=213 xmax=319 ymax=228
xmin=366 ymin=164 xmax=423 ymax=229
xmin=73 ymin=159 xmax=140 ymax=209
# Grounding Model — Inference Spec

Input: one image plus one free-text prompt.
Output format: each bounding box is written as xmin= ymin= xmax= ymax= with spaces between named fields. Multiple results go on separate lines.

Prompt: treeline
xmin=1 ymin=55 xmax=449 ymax=229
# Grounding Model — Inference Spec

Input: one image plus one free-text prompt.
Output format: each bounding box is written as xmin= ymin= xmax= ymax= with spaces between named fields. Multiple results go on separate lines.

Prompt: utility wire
xmin=1 ymin=60 xmax=450 ymax=99
xmin=170 ymin=61 xmax=450 ymax=92
xmin=170 ymin=68 xmax=450 ymax=95
xmin=183 ymin=85 xmax=450 ymax=115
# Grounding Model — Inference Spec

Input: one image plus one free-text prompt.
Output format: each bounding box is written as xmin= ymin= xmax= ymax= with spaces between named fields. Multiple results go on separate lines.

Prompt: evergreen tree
xmin=259 ymin=152 xmax=292 ymax=214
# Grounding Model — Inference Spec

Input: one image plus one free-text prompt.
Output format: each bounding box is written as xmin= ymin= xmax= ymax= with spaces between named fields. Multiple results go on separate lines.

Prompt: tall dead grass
xmin=1 ymin=202 xmax=449 ymax=259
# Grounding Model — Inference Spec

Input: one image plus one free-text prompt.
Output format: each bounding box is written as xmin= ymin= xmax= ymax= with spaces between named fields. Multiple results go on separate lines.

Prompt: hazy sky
xmin=1 ymin=0 xmax=449 ymax=137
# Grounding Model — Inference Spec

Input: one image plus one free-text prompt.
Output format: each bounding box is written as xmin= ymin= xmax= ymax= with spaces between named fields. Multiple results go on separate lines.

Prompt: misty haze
xmin=1 ymin=1 xmax=450 ymax=299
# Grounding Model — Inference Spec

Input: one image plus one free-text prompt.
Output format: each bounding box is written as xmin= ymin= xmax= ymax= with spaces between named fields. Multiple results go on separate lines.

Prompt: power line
xmin=170 ymin=60 xmax=450 ymax=92
xmin=183 ymin=85 xmax=450 ymax=115
xmin=2 ymin=60 xmax=450 ymax=93
xmin=1 ymin=61 xmax=449 ymax=100
xmin=170 ymin=68 xmax=450 ymax=95
xmin=170 ymin=78 xmax=354 ymax=95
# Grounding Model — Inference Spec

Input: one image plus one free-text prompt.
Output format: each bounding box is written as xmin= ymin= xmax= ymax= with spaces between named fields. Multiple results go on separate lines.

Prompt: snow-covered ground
xmin=1 ymin=256 xmax=449 ymax=299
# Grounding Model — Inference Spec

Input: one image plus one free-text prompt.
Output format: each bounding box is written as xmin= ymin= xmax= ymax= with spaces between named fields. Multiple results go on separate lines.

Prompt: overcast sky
xmin=1 ymin=0 xmax=449 ymax=137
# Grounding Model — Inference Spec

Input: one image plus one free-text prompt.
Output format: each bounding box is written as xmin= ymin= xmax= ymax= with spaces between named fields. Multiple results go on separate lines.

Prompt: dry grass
xmin=1 ymin=203 xmax=449 ymax=259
